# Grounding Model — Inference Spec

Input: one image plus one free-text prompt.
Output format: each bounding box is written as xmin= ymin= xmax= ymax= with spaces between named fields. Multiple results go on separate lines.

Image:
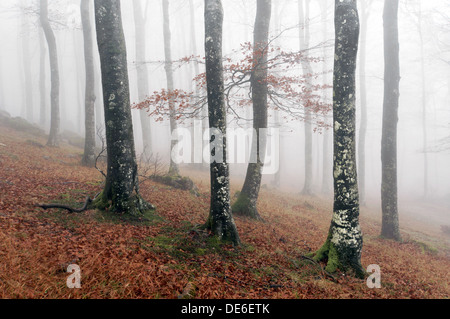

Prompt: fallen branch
xmin=37 ymin=196 xmax=93 ymax=213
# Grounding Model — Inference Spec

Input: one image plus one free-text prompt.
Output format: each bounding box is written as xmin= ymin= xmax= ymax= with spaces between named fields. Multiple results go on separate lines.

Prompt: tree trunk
xmin=39 ymin=24 xmax=47 ymax=127
xmin=320 ymin=0 xmax=332 ymax=195
xmin=21 ymin=11 xmax=34 ymax=122
xmin=232 ymin=0 xmax=271 ymax=220
xmin=40 ymin=0 xmax=60 ymax=147
xmin=381 ymin=0 xmax=401 ymax=241
xmin=81 ymin=0 xmax=96 ymax=167
xmin=418 ymin=4 xmax=428 ymax=199
xmin=299 ymin=0 xmax=313 ymax=196
xmin=358 ymin=1 xmax=369 ymax=205
xmin=93 ymin=0 xmax=153 ymax=215
xmin=310 ymin=0 xmax=364 ymax=278
xmin=162 ymin=0 xmax=179 ymax=176
xmin=133 ymin=0 xmax=153 ymax=159
xmin=271 ymin=0 xmax=281 ymax=188
xmin=203 ymin=0 xmax=240 ymax=246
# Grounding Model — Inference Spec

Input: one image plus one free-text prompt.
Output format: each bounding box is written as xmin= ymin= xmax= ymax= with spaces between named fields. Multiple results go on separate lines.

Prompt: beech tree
xmin=232 ymin=0 xmax=271 ymax=220
xmin=357 ymin=0 xmax=373 ymax=205
xmin=162 ymin=0 xmax=180 ymax=176
xmin=299 ymin=0 xmax=313 ymax=196
xmin=93 ymin=0 xmax=153 ymax=215
xmin=20 ymin=7 xmax=33 ymax=122
xmin=320 ymin=0 xmax=332 ymax=195
xmin=203 ymin=0 xmax=240 ymax=246
xmin=381 ymin=0 xmax=401 ymax=241
xmin=40 ymin=0 xmax=60 ymax=147
xmin=81 ymin=0 xmax=96 ymax=167
xmin=38 ymin=22 xmax=47 ymax=127
xmin=133 ymin=0 xmax=153 ymax=159
xmin=310 ymin=0 xmax=364 ymax=278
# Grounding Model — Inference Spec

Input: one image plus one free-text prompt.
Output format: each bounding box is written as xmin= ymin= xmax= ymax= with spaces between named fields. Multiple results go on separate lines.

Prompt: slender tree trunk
xmin=81 ymin=0 xmax=96 ymax=167
xmin=272 ymin=0 xmax=281 ymax=188
xmin=162 ymin=0 xmax=179 ymax=176
xmin=40 ymin=0 xmax=60 ymax=147
xmin=358 ymin=1 xmax=369 ymax=205
xmin=418 ymin=5 xmax=428 ymax=199
xmin=133 ymin=0 xmax=153 ymax=158
xmin=311 ymin=0 xmax=364 ymax=278
xmin=381 ymin=0 xmax=401 ymax=241
xmin=189 ymin=0 xmax=204 ymax=170
xmin=232 ymin=0 xmax=271 ymax=220
xmin=320 ymin=0 xmax=331 ymax=195
xmin=91 ymin=7 xmax=104 ymax=133
xmin=299 ymin=0 xmax=313 ymax=196
xmin=93 ymin=0 xmax=153 ymax=215
xmin=94 ymin=56 xmax=104 ymax=132
xmin=21 ymin=11 xmax=33 ymax=122
xmin=203 ymin=0 xmax=240 ymax=246
xmin=39 ymin=24 xmax=47 ymax=127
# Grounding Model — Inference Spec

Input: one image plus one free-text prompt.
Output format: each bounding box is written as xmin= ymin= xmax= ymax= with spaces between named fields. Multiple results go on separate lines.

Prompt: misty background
xmin=0 ymin=0 xmax=449 ymax=220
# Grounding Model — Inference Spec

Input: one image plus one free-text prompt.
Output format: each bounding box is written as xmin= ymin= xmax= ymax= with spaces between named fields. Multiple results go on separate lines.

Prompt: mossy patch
xmin=140 ymin=222 xmax=240 ymax=262
xmin=151 ymin=174 xmax=197 ymax=193
xmin=93 ymin=206 xmax=162 ymax=226
xmin=231 ymin=192 xmax=262 ymax=220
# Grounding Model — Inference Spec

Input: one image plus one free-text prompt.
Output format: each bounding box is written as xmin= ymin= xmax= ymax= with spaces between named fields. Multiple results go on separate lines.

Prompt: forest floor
xmin=0 ymin=123 xmax=449 ymax=299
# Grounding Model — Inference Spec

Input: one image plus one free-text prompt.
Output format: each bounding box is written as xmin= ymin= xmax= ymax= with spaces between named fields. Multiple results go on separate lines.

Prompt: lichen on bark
xmin=93 ymin=0 xmax=153 ymax=217
xmin=203 ymin=0 xmax=240 ymax=246
xmin=309 ymin=0 xmax=364 ymax=279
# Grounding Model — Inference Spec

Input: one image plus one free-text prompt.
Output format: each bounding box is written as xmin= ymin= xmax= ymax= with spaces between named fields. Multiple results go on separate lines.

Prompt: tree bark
xmin=93 ymin=0 xmax=153 ymax=215
xmin=381 ymin=0 xmax=401 ymax=241
xmin=232 ymin=0 xmax=271 ymax=220
xmin=203 ymin=0 xmax=240 ymax=246
xmin=133 ymin=0 xmax=153 ymax=159
xmin=311 ymin=0 xmax=364 ymax=278
xmin=40 ymin=0 xmax=60 ymax=147
xmin=81 ymin=0 xmax=96 ymax=167
xmin=162 ymin=0 xmax=179 ymax=176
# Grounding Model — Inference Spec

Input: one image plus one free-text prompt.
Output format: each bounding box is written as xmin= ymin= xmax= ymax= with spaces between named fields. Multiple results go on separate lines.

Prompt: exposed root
xmin=37 ymin=196 xmax=94 ymax=213
xmin=300 ymin=255 xmax=337 ymax=282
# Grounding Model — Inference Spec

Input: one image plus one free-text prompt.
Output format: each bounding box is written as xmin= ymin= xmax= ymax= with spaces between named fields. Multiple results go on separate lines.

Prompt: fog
xmin=0 ymin=0 xmax=449 ymax=226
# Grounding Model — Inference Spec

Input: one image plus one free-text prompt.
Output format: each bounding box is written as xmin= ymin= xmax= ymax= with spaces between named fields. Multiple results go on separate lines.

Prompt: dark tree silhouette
xmin=381 ymin=0 xmax=401 ymax=241
xmin=232 ymin=0 xmax=271 ymax=220
xmin=40 ymin=0 xmax=60 ymax=147
xmin=81 ymin=0 xmax=96 ymax=167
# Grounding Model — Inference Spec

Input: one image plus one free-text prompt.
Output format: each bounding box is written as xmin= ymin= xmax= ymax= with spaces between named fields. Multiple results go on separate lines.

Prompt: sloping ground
xmin=0 ymin=125 xmax=449 ymax=299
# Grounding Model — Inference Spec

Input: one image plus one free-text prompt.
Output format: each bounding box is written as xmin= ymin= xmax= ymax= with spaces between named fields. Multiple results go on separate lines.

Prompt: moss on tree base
xmin=231 ymin=192 xmax=263 ymax=221
xmin=92 ymin=191 xmax=155 ymax=217
xmin=202 ymin=218 xmax=240 ymax=247
xmin=309 ymin=234 xmax=365 ymax=279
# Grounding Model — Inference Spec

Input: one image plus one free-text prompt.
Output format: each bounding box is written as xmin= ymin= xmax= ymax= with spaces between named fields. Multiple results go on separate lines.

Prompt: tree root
xmin=300 ymin=255 xmax=337 ymax=282
xmin=37 ymin=195 xmax=95 ymax=213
